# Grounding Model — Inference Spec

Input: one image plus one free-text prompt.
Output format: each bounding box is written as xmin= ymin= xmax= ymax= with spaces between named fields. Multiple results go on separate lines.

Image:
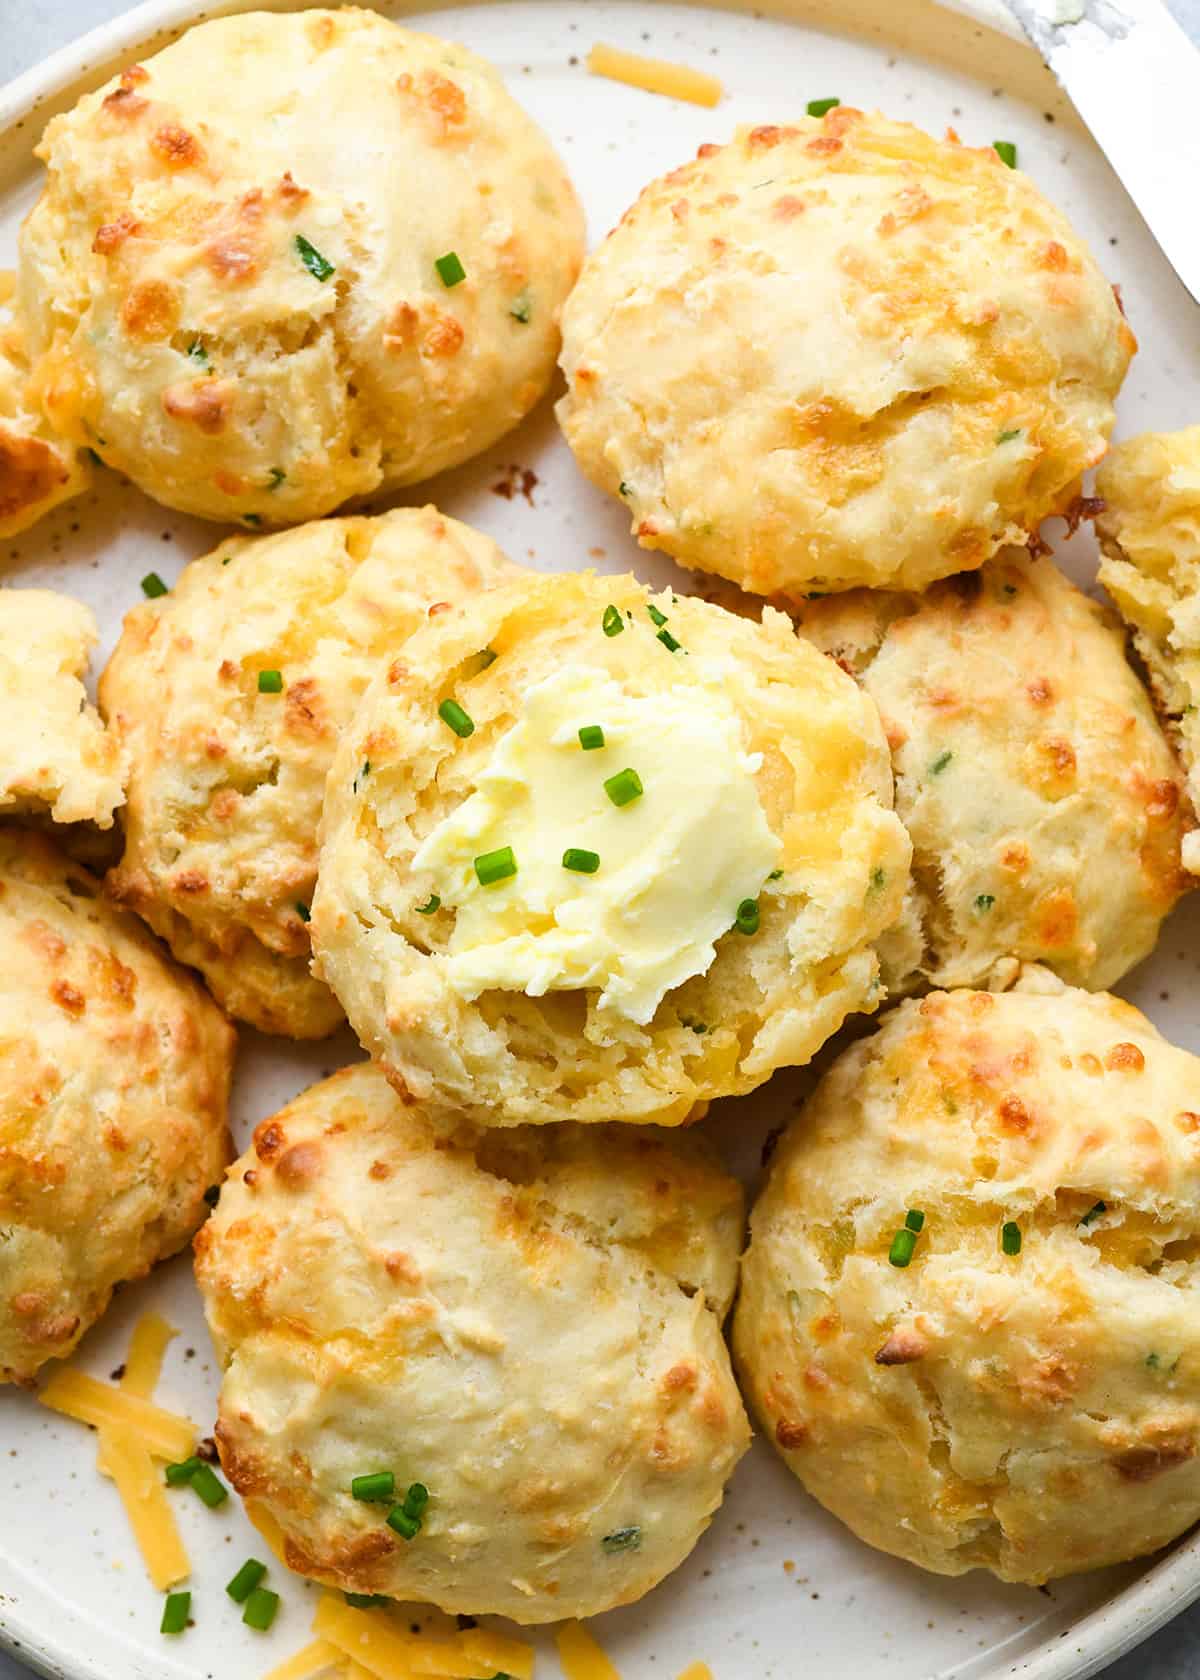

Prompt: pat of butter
xmin=413 ymin=663 xmax=781 ymax=1024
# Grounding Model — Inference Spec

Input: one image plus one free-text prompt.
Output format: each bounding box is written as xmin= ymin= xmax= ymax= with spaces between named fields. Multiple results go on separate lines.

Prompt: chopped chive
xmin=160 ymin=1591 xmax=190 ymax=1635
xmin=474 ymin=846 xmax=516 ymax=886
xmin=344 ymin=1592 xmax=388 ymax=1608
xmin=1001 ymin=1221 xmax=1022 ymax=1256
xmin=578 ymin=725 xmax=605 ymax=751
xmin=604 ymin=768 xmax=643 ymax=808
xmin=767 ymin=868 xmax=783 ymax=881
xmin=268 ymin=467 xmax=286 ymax=489
xmin=601 ymin=1526 xmax=642 ymax=1553
xmin=402 ymin=1482 xmax=429 ymax=1517
xmin=164 ymin=1456 xmax=202 ymax=1486
xmin=889 ymin=1228 xmax=917 ymax=1267
xmin=1079 ymin=1200 xmax=1106 ymax=1227
xmin=352 ymin=1471 xmax=396 ymax=1503
xmin=476 ymin=647 xmax=498 ymax=668
xmin=258 ymin=669 xmax=283 ymax=694
xmin=203 ymin=1184 xmax=220 ymax=1207
xmin=993 ymin=139 xmax=1018 ymax=169
xmin=435 ymin=251 xmax=466 ymax=288
xmin=509 ymin=293 xmax=531 ymax=323
xmin=807 ymin=96 xmax=840 ymax=116
xmin=602 ymin=604 xmax=625 ymax=637
xmin=868 ymin=866 xmax=887 ymax=893
xmin=242 ymin=1587 xmax=279 ymax=1632
xmin=189 ymin=1463 xmax=229 ymax=1507
xmin=1146 ymin=1352 xmax=1161 ymax=1370
xmin=974 ymin=893 xmax=995 ymax=913
xmin=186 ymin=339 xmax=208 ymax=365
xmin=647 ymin=604 xmax=668 ymax=627
xmin=438 ymin=698 xmax=474 ymax=738
xmin=929 ymin=750 xmax=954 ymax=776
xmin=734 ymin=897 xmax=760 ymax=935
xmin=141 ymin=571 xmax=168 ymax=599
xmin=414 ymin=894 xmax=441 ymax=915
xmin=226 ymin=1558 xmax=267 ymax=1604
xmin=563 ymin=848 xmax=600 ymax=874
xmin=242 ymin=513 xmax=263 ymax=528
xmin=295 ymin=901 xmax=311 ymax=923
xmin=296 ymin=233 xmax=335 ymax=281
xmin=386 ymin=1505 xmax=421 ymax=1540
xmin=657 ymin=628 xmax=683 ymax=653
xmin=997 ymin=428 xmax=1022 ymax=444
xmin=905 ymin=1209 xmax=925 ymax=1233
xmin=618 ymin=481 xmax=632 ymax=497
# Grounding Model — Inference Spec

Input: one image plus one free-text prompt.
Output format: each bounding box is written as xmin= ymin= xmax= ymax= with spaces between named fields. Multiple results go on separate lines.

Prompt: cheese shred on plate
xmin=557 ymin=1619 xmax=624 ymax=1680
xmin=38 ymin=1313 xmax=194 ymax=1590
xmin=311 ymin=1593 xmax=536 ymax=1679
xmin=586 ymin=42 xmax=722 ymax=106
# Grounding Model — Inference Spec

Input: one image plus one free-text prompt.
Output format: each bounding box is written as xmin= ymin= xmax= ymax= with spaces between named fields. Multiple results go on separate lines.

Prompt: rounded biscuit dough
xmin=0 ymin=278 xmax=88 ymax=541
xmin=558 ymin=109 xmax=1134 ymax=597
xmin=735 ymin=980 xmax=1200 ymax=1584
xmin=311 ymin=570 xmax=912 ymax=1127
xmin=17 ymin=8 xmax=584 ymax=525
xmin=102 ymin=506 xmax=517 ymax=1039
xmin=195 ymin=1061 xmax=749 ymax=1622
xmin=1096 ymin=426 xmax=1200 ymax=875
xmin=0 ymin=589 xmax=126 ymax=829
xmin=0 ymin=828 xmax=234 ymax=1384
xmin=792 ymin=548 xmax=1192 ymax=993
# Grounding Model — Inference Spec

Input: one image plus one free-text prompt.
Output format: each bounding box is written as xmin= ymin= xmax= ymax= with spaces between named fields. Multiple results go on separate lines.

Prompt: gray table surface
xmin=4 ymin=0 xmax=1200 ymax=1676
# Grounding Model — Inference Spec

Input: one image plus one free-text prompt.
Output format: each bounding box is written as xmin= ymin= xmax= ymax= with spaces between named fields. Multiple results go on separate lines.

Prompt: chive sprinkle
xmin=602 ymin=604 xmax=625 ymax=637
xmin=1001 ymin=1221 xmax=1022 ymax=1256
xmin=476 ymin=647 xmax=498 ymax=668
xmin=647 ymin=604 xmax=668 ymax=627
xmin=414 ymin=894 xmax=441 ymax=915
xmin=889 ymin=1228 xmax=917 ymax=1268
xmin=578 ymin=725 xmax=605 ymax=750
xmin=242 ymin=513 xmax=263 ymax=528
xmin=604 ymin=768 xmax=643 ymax=808
xmin=438 ymin=698 xmax=474 ymax=737
xmin=618 ymin=481 xmax=632 ymax=497
xmin=296 ymin=233 xmax=335 ymax=281
xmin=352 ymin=1471 xmax=395 ymax=1503
xmin=767 ymin=868 xmax=783 ymax=881
xmin=974 ymin=893 xmax=996 ymax=913
xmin=929 ymin=750 xmax=954 ymax=776
xmin=186 ymin=339 xmax=208 ymax=365
xmin=295 ymin=901 xmax=311 ymax=923
xmin=993 ymin=139 xmax=1018 ymax=169
xmin=602 ymin=1526 xmax=642 ymax=1553
xmin=435 ymin=251 xmax=466 ymax=288
xmin=474 ymin=846 xmax=516 ymax=886
xmin=160 ymin=1591 xmax=190 ymax=1635
xmin=164 ymin=1456 xmax=202 ymax=1486
xmin=189 ymin=1463 xmax=229 ymax=1508
xmin=242 ymin=1587 xmax=280 ymax=1632
xmin=403 ymin=1482 xmax=429 ymax=1517
xmin=563 ymin=848 xmax=600 ymax=874
xmin=1080 ymin=1200 xmax=1107 ymax=1227
xmin=258 ymin=669 xmax=283 ymax=694
xmin=905 ymin=1209 xmax=925 ymax=1233
xmin=141 ymin=571 xmax=168 ymax=599
xmin=997 ymin=428 xmax=1022 ymax=444
xmin=509 ymin=293 xmax=531 ymax=323
xmin=226 ymin=1559 xmax=267 ymax=1604
xmin=807 ymin=96 xmax=840 ymax=117
xmin=387 ymin=1506 xmax=421 ymax=1540
xmin=734 ymin=897 xmax=760 ymax=935
xmin=657 ymin=628 xmax=683 ymax=653
xmin=267 ymin=467 xmax=286 ymax=489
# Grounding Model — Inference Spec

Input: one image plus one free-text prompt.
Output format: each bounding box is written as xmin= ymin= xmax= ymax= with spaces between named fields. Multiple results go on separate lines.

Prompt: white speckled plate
xmin=4 ymin=1 xmax=1200 ymax=1676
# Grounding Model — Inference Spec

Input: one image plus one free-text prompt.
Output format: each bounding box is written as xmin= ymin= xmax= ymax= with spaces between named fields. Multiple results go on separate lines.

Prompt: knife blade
xmin=999 ymin=0 xmax=1200 ymax=305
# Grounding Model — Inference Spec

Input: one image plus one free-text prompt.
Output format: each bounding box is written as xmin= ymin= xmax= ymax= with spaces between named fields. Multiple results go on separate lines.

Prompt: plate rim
xmin=1 ymin=1 xmax=1197 ymax=1677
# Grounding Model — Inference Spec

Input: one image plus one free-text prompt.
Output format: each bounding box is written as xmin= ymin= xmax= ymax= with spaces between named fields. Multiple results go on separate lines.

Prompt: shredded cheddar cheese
xmin=586 ymin=43 xmax=722 ymax=107
xmin=556 ymin=1621 xmax=623 ymax=1680
xmin=39 ymin=1366 xmax=196 ymax=1461
xmin=262 ymin=1638 xmax=346 ymax=1680
xmin=97 ymin=1310 xmax=177 ymax=1477
xmin=675 ymin=1666 xmax=715 ymax=1680
xmin=102 ymin=1426 xmax=191 ymax=1590
xmin=312 ymin=1595 xmax=535 ymax=1680
xmin=246 ymin=1498 xmax=292 ymax=1564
